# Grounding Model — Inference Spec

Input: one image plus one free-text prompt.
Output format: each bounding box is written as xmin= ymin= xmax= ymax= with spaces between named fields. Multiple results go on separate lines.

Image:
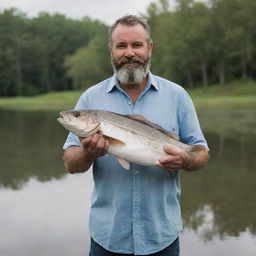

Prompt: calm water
xmin=1 ymin=109 xmax=256 ymax=256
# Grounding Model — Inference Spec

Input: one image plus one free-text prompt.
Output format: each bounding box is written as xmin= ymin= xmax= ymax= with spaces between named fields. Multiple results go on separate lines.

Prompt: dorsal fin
xmin=125 ymin=114 xmax=180 ymax=141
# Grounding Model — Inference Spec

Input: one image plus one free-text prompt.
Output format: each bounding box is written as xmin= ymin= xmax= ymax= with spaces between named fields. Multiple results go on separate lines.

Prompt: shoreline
xmin=0 ymin=82 xmax=255 ymax=111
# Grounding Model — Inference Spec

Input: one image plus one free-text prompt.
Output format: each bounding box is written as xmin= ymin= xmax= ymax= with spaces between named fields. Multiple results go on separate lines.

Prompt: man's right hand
xmin=79 ymin=133 xmax=109 ymax=161
xmin=63 ymin=134 xmax=109 ymax=174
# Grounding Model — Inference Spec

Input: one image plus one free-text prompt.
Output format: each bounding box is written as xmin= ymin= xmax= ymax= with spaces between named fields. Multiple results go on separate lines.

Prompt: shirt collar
xmin=106 ymin=71 xmax=159 ymax=93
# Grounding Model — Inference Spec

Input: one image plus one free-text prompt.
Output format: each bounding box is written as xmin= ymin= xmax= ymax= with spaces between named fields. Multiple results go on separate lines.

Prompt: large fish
xmin=57 ymin=109 xmax=198 ymax=170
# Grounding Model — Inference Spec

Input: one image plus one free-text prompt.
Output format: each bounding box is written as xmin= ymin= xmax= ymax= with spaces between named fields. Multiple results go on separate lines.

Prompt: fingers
xmin=156 ymin=145 xmax=187 ymax=172
xmin=156 ymin=161 xmax=178 ymax=172
xmin=158 ymin=155 xmax=180 ymax=164
xmin=79 ymin=134 xmax=109 ymax=158
xmin=163 ymin=145 xmax=182 ymax=155
xmin=156 ymin=155 xmax=181 ymax=172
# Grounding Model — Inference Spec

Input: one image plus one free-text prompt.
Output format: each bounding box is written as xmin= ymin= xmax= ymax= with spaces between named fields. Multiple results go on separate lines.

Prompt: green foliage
xmin=0 ymin=0 xmax=255 ymax=97
xmin=64 ymin=33 xmax=112 ymax=89
xmin=147 ymin=0 xmax=256 ymax=87
xmin=0 ymin=8 xmax=108 ymax=96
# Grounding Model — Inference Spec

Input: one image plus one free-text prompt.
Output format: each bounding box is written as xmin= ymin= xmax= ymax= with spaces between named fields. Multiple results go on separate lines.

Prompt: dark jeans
xmin=89 ymin=237 xmax=180 ymax=256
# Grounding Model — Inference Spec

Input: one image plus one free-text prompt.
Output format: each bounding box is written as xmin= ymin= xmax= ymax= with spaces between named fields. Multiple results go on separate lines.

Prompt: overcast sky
xmin=0 ymin=0 xmax=165 ymax=24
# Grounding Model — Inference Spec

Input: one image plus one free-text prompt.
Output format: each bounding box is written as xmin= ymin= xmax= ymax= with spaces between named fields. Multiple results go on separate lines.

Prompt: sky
xmin=0 ymin=0 xmax=164 ymax=24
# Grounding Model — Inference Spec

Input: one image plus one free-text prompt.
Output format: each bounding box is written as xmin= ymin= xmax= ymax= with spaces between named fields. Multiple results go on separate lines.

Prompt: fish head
xmin=57 ymin=110 xmax=100 ymax=137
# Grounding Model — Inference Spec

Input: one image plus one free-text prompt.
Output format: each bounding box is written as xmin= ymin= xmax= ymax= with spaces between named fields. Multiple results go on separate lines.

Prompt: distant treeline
xmin=0 ymin=0 xmax=255 ymax=97
xmin=147 ymin=0 xmax=256 ymax=88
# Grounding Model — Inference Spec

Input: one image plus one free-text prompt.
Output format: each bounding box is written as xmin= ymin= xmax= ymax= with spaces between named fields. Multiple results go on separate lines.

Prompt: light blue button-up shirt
xmin=63 ymin=72 xmax=208 ymax=255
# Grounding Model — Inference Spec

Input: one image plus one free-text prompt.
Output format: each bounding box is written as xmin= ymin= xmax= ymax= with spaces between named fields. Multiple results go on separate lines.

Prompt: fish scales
xmin=98 ymin=111 xmax=175 ymax=144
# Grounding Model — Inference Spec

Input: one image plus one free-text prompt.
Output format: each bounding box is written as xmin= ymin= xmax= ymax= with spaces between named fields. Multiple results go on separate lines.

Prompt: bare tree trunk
xmin=61 ymin=68 xmax=68 ymax=91
xmin=218 ymin=59 xmax=225 ymax=85
xmin=15 ymin=41 xmax=22 ymax=96
xmin=200 ymin=53 xmax=208 ymax=87
xmin=186 ymin=70 xmax=194 ymax=88
xmin=42 ymin=53 xmax=51 ymax=93
xmin=44 ymin=67 xmax=51 ymax=93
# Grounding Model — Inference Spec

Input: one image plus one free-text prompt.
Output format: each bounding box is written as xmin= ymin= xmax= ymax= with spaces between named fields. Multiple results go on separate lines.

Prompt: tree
xmin=187 ymin=2 xmax=213 ymax=87
xmin=0 ymin=9 xmax=27 ymax=95
xmin=0 ymin=1 xmax=255 ymax=96
xmin=64 ymin=32 xmax=112 ymax=89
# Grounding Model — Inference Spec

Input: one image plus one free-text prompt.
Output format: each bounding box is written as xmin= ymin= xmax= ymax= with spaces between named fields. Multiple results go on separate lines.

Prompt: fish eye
xmin=73 ymin=111 xmax=80 ymax=118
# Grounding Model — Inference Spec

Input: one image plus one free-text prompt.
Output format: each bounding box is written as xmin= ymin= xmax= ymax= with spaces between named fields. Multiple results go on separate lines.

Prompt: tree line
xmin=147 ymin=0 xmax=256 ymax=88
xmin=0 ymin=8 xmax=110 ymax=96
xmin=0 ymin=0 xmax=255 ymax=97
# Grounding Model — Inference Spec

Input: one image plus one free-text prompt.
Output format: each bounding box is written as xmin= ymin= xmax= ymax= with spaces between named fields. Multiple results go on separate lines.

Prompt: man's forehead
xmin=111 ymin=23 xmax=148 ymax=42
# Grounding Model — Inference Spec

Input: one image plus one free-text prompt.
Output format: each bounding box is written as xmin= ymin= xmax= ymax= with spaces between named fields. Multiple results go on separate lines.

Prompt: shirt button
xmin=134 ymin=192 xmax=138 ymax=196
xmin=128 ymin=101 xmax=132 ymax=105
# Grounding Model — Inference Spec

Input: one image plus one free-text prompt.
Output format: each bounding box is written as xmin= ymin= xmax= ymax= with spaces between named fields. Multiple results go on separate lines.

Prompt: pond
xmin=0 ymin=108 xmax=256 ymax=256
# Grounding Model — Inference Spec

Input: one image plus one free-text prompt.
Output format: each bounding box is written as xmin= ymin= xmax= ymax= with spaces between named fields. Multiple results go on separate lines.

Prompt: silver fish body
xmin=57 ymin=110 xmax=194 ymax=169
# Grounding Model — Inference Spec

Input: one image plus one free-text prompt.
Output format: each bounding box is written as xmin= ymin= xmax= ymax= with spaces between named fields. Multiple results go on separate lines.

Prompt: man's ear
xmin=148 ymin=41 xmax=153 ymax=55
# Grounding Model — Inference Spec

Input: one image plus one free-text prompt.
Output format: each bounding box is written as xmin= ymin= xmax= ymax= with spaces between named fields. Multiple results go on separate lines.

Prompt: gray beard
xmin=115 ymin=65 xmax=149 ymax=85
xmin=111 ymin=56 xmax=151 ymax=85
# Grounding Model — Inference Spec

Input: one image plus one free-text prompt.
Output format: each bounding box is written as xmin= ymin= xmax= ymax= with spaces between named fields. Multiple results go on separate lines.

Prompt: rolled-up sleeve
xmin=178 ymin=90 xmax=209 ymax=150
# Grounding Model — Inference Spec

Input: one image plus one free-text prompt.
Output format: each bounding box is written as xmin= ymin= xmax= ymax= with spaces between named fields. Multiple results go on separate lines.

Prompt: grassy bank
xmin=188 ymin=80 xmax=256 ymax=109
xmin=0 ymin=91 xmax=82 ymax=111
xmin=0 ymin=80 xmax=255 ymax=111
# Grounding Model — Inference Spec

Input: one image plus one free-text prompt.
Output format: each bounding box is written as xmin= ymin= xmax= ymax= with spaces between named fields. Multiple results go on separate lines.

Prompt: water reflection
xmin=181 ymin=108 xmax=256 ymax=242
xmin=181 ymin=228 xmax=256 ymax=256
xmin=0 ymin=110 xmax=67 ymax=189
xmin=0 ymin=174 xmax=93 ymax=256
xmin=1 ymin=109 xmax=256 ymax=255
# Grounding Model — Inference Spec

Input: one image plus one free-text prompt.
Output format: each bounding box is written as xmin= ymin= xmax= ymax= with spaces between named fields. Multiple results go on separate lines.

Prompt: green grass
xmin=188 ymin=80 xmax=256 ymax=97
xmin=0 ymin=91 xmax=82 ymax=111
xmin=0 ymin=80 xmax=255 ymax=111
xmin=188 ymin=80 xmax=256 ymax=109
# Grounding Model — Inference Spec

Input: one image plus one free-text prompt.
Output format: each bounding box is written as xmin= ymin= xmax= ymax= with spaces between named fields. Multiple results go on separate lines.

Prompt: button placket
xmin=132 ymin=166 xmax=141 ymax=253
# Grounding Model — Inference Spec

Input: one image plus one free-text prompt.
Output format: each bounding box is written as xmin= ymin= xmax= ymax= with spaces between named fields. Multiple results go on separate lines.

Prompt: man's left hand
xmin=156 ymin=145 xmax=192 ymax=172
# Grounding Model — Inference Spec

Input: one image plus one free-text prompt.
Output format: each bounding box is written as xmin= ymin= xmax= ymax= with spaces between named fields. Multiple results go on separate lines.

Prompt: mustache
xmin=116 ymin=56 xmax=145 ymax=68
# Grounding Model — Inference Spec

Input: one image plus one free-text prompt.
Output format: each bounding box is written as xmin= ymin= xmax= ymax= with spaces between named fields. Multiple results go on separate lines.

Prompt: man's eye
xmin=133 ymin=42 xmax=143 ymax=47
xmin=116 ymin=44 xmax=126 ymax=48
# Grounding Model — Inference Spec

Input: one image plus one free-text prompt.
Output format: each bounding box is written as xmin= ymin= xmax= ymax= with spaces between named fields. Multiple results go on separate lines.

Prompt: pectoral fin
xmin=117 ymin=157 xmax=130 ymax=170
xmin=103 ymin=135 xmax=126 ymax=147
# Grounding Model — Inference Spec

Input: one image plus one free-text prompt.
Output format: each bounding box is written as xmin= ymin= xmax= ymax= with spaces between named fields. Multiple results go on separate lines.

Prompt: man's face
xmin=110 ymin=24 xmax=153 ymax=85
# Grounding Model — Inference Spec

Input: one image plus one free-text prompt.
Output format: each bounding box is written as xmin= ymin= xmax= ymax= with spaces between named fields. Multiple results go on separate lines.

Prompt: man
xmin=63 ymin=15 xmax=209 ymax=256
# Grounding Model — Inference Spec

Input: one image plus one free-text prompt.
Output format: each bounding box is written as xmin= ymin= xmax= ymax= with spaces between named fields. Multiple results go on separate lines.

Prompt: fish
xmin=57 ymin=109 xmax=198 ymax=170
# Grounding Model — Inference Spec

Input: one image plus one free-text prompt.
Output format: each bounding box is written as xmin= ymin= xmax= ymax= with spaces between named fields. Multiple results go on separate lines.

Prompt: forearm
xmin=182 ymin=146 xmax=209 ymax=171
xmin=63 ymin=146 xmax=95 ymax=174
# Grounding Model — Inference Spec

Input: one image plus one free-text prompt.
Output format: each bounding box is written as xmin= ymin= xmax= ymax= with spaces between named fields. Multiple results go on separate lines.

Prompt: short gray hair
xmin=108 ymin=15 xmax=152 ymax=48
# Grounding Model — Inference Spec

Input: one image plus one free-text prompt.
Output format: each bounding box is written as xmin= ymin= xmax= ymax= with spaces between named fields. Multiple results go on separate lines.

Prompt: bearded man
xmin=63 ymin=15 xmax=209 ymax=256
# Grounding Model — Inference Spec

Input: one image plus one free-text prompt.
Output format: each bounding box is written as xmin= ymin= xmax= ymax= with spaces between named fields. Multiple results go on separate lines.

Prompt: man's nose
xmin=124 ymin=46 xmax=135 ymax=57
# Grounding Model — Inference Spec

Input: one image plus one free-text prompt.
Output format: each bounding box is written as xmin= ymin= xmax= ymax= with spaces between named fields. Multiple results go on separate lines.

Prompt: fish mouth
xmin=57 ymin=112 xmax=71 ymax=123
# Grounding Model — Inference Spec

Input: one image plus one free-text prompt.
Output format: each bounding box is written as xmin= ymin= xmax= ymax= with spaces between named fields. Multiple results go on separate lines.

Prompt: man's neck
xmin=120 ymin=76 xmax=148 ymax=104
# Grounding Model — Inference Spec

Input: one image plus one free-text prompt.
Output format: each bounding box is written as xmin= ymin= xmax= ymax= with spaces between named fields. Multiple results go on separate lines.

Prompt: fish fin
xmin=103 ymin=135 xmax=126 ymax=147
xmin=126 ymin=114 xmax=180 ymax=141
xmin=117 ymin=157 xmax=130 ymax=170
xmin=126 ymin=114 xmax=148 ymax=122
